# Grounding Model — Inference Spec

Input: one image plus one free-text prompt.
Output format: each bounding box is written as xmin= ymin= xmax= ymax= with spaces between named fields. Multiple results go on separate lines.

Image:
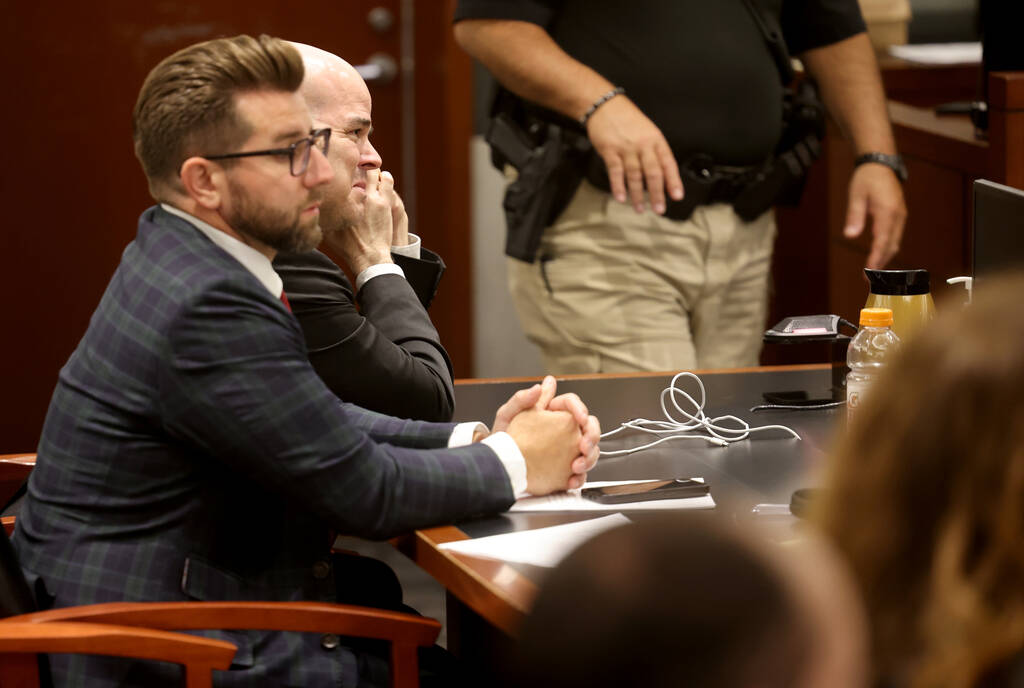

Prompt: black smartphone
xmin=763 ymin=314 xmax=847 ymax=342
xmin=581 ymin=479 xmax=709 ymax=504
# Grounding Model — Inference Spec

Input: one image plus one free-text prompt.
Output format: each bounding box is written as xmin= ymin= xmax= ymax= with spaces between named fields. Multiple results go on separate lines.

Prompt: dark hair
xmin=818 ymin=272 xmax=1024 ymax=688
xmin=514 ymin=518 xmax=811 ymax=688
xmin=132 ymin=34 xmax=304 ymax=199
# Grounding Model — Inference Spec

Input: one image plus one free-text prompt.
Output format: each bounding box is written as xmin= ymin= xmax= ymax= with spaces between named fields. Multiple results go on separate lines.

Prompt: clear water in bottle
xmin=846 ymin=307 xmax=901 ymax=420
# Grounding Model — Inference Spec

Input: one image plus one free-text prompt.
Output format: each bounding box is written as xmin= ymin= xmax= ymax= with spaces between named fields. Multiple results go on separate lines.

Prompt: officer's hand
xmin=843 ymin=163 xmax=907 ymax=269
xmin=585 ymin=95 xmax=684 ymax=215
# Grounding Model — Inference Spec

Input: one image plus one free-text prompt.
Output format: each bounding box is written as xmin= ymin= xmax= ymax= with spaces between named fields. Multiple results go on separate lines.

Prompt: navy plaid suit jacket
xmin=13 ymin=206 xmax=514 ymax=687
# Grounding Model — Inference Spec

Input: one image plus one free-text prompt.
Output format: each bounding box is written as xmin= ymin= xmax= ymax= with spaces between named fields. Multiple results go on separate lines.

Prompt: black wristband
xmin=580 ymin=87 xmax=625 ymax=126
xmin=854 ymin=152 xmax=908 ymax=182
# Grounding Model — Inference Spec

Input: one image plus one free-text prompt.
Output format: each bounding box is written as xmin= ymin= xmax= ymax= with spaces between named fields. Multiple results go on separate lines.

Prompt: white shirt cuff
xmin=482 ymin=432 xmax=528 ymax=498
xmin=355 ymin=262 xmax=405 ymax=291
xmin=391 ymin=233 xmax=421 ymax=259
xmin=448 ymin=422 xmax=485 ymax=448
xmin=447 ymin=424 xmax=528 ymax=498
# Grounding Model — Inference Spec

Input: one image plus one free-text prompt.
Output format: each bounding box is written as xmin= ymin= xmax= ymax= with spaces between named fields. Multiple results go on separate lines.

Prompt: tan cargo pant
xmin=507 ymin=180 xmax=776 ymax=374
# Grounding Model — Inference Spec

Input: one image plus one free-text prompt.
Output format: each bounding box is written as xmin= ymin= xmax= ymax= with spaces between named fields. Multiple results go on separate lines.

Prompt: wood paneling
xmin=828 ymin=151 xmax=971 ymax=324
xmin=987 ymin=72 xmax=1024 ymax=188
xmin=764 ymin=61 xmax=980 ymax=365
xmin=826 ymin=71 xmax=1024 ymax=324
xmin=412 ymin=0 xmax=474 ymax=377
xmin=771 ymin=62 xmax=1024 ymax=360
xmin=877 ymin=59 xmax=980 ymax=106
xmin=0 ymin=3 xmax=473 ymax=451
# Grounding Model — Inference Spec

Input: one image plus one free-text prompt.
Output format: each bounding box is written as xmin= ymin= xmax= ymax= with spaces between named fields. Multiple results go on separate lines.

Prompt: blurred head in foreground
xmin=818 ymin=271 xmax=1024 ymax=688
xmin=514 ymin=517 xmax=867 ymax=688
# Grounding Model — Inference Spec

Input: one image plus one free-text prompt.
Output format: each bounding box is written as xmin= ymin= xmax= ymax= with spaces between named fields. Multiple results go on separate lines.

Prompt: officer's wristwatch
xmin=854 ymin=152 xmax=908 ymax=183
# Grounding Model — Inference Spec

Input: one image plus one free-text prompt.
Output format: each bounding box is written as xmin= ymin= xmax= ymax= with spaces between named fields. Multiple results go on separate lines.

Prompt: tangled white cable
xmin=598 ymin=372 xmax=801 ymax=457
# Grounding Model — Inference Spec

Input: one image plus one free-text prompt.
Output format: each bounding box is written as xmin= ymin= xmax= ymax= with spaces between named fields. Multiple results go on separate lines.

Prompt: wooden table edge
xmin=454 ymin=363 xmax=832 ymax=386
xmin=404 ymin=525 xmax=537 ymax=638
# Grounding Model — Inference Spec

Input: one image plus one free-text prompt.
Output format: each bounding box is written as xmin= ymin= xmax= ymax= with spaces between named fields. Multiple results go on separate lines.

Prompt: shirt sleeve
xmin=482 ymin=433 xmax=529 ymax=497
xmin=448 ymin=423 xmax=529 ymax=497
xmin=356 ymin=263 xmax=406 ymax=291
xmin=391 ymin=233 xmax=422 ymax=260
xmin=780 ymin=0 xmax=867 ymax=54
xmin=355 ymin=233 xmax=424 ymax=289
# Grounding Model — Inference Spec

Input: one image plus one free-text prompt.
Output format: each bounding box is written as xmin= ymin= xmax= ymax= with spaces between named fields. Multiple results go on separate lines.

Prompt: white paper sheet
xmin=510 ymin=479 xmax=715 ymax=512
xmin=438 ymin=513 xmax=631 ymax=568
xmin=888 ymin=42 xmax=981 ymax=65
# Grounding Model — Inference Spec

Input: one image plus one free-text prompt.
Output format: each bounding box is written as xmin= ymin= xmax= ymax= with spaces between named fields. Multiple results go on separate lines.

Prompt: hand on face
xmin=382 ymin=171 xmax=410 ymax=247
xmin=363 ymin=167 xmax=396 ymax=250
xmin=325 ymin=167 xmax=394 ymax=274
xmin=493 ymin=375 xmax=601 ymax=494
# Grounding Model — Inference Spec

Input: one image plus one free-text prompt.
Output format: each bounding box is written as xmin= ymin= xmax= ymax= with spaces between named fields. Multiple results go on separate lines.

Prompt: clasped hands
xmin=488 ymin=375 xmax=601 ymax=495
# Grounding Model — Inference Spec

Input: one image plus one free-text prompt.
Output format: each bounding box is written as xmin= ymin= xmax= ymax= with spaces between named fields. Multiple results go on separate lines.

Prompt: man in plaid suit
xmin=12 ymin=34 xmax=599 ymax=687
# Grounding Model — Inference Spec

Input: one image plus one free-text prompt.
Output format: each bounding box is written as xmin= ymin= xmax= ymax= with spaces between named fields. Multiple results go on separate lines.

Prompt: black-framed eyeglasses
xmin=203 ymin=128 xmax=331 ymax=176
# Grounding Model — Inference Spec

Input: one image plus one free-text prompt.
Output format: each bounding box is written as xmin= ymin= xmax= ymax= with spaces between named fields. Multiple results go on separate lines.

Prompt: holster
xmin=487 ymin=75 xmax=824 ymax=246
xmin=485 ymin=111 xmax=590 ymax=262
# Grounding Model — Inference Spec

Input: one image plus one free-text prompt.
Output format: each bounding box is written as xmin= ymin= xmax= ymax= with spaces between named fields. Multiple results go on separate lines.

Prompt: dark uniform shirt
xmin=455 ymin=0 xmax=865 ymax=165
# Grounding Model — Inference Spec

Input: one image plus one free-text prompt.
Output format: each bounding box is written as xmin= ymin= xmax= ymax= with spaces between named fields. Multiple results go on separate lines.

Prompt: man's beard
xmin=225 ymin=178 xmax=323 ymax=254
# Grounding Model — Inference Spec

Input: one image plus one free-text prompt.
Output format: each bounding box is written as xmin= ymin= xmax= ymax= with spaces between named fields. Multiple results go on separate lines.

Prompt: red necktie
xmin=279 ymin=291 xmax=292 ymax=312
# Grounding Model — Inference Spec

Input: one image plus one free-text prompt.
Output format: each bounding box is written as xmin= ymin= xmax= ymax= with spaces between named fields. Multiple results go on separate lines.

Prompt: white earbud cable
xmin=599 ymin=372 xmax=801 ymax=457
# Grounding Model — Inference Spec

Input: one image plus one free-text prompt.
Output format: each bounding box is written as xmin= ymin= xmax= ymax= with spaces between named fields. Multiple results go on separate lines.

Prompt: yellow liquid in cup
xmin=864 ymin=292 xmax=936 ymax=342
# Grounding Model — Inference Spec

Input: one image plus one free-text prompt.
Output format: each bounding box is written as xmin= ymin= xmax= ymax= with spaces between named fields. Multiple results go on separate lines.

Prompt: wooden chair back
xmin=0 ymin=453 xmax=438 ymax=686
xmin=13 ymin=601 xmax=440 ymax=688
xmin=2 ymin=523 xmax=438 ymax=687
xmin=0 ymin=621 xmax=235 ymax=688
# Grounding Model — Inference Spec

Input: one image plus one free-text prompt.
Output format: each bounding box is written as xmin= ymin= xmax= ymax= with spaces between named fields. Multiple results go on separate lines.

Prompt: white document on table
xmin=510 ymin=479 xmax=715 ymax=512
xmin=438 ymin=513 xmax=631 ymax=568
xmin=888 ymin=42 xmax=981 ymax=65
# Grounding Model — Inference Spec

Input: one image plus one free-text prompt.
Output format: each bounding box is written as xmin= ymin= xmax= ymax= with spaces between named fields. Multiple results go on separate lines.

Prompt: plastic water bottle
xmin=846 ymin=307 xmax=901 ymax=420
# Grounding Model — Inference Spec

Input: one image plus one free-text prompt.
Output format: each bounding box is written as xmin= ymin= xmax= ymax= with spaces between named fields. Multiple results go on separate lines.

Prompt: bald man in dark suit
xmin=275 ymin=43 xmax=454 ymax=421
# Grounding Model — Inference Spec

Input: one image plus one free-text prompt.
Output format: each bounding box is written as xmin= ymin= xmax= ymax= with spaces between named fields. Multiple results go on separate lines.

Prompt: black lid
xmin=864 ymin=268 xmax=931 ymax=295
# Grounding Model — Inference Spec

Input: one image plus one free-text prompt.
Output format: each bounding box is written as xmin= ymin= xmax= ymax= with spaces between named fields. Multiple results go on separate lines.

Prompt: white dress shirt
xmin=354 ymin=233 xmax=422 ymax=291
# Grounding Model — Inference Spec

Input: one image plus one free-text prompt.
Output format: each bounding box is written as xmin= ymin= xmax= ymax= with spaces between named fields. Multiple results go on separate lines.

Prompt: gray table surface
xmin=450 ymin=366 xmax=843 ymax=541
